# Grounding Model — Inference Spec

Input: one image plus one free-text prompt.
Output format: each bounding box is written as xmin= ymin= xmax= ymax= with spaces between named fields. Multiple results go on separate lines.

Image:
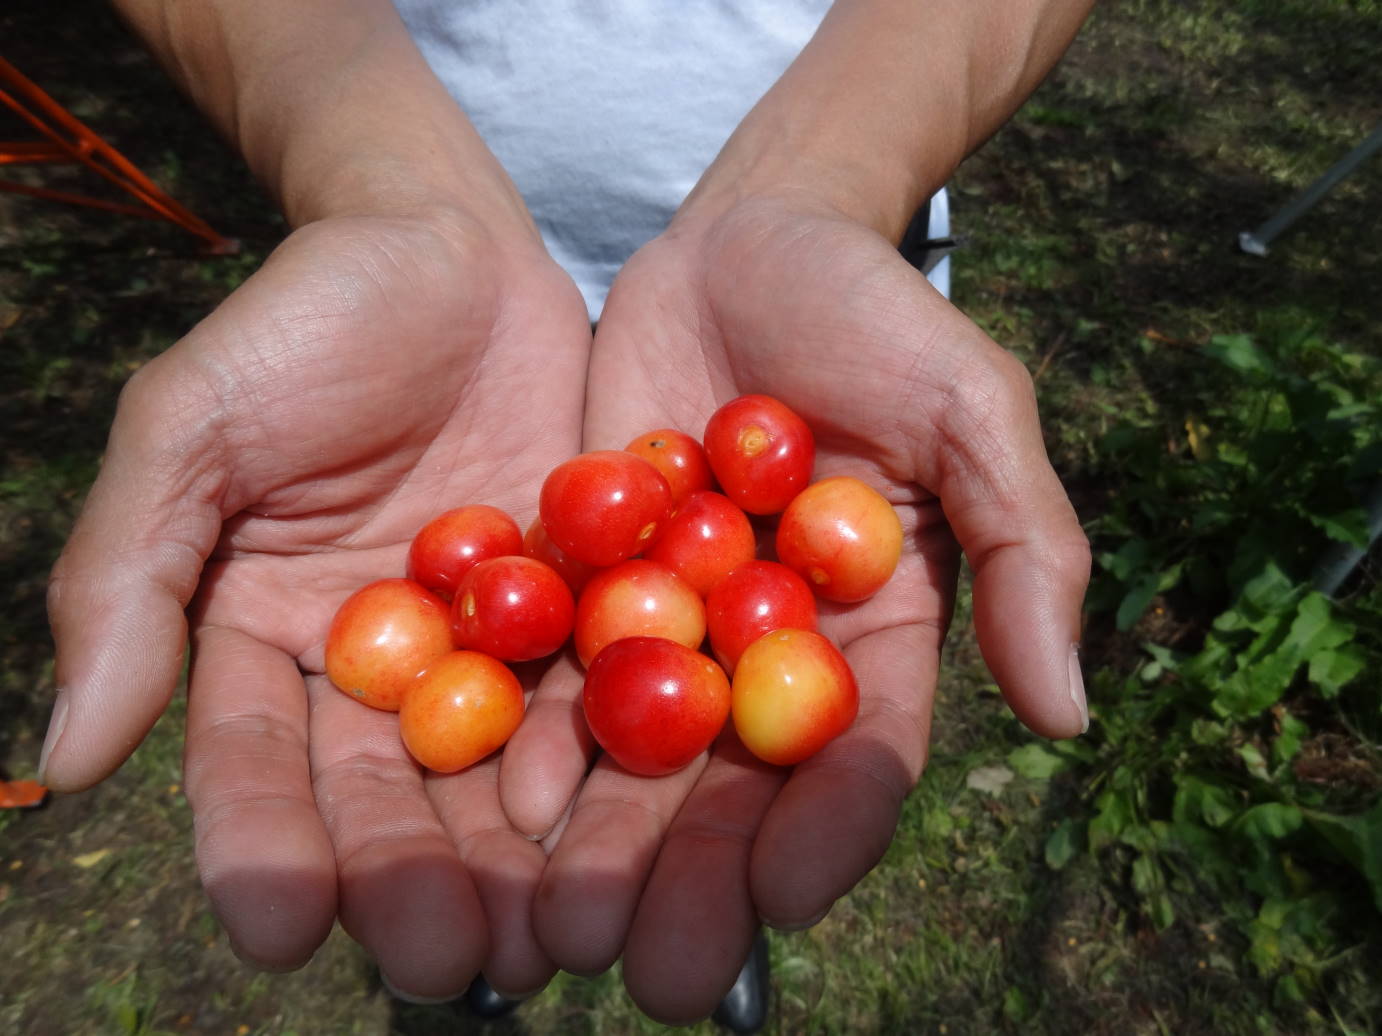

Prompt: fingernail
xmin=762 ymin=905 xmax=830 ymax=932
xmin=488 ymin=982 xmax=543 ymax=1001
xmin=37 ymin=689 xmax=70 ymax=785
xmin=380 ymin=970 xmax=462 ymax=1005
xmin=1068 ymin=645 xmax=1089 ymax=734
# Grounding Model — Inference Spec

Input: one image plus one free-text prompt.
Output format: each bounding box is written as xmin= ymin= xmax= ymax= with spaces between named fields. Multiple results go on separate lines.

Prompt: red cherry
xmin=703 ymin=394 xmax=814 ymax=515
xmin=325 ymin=578 xmax=453 ymax=711
xmin=406 ymin=505 xmax=523 ymax=598
xmin=731 ymin=629 xmax=858 ymax=766
xmin=539 ymin=450 xmax=673 ymax=566
xmin=574 ymin=559 xmax=705 ymax=667
xmin=776 ymin=476 xmax=903 ymax=602
xmin=582 ymin=637 xmax=731 ymax=776
xmin=705 ymin=560 xmax=819 ymax=672
xmin=452 ymin=556 xmax=575 ymax=662
xmin=644 ymin=490 xmax=756 ymax=598
xmin=624 ymin=428 xmax=715 ymax=507
xmin=522 ymin=516 xmax=598 ymax=597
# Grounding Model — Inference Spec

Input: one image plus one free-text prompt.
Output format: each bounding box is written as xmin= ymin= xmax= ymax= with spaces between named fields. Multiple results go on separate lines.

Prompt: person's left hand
xmin=498 ymin=191 xmax=1091 ymax=1023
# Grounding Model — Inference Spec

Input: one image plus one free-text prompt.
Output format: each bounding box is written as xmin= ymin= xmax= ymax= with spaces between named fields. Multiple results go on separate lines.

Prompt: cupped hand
xmin=42 ymin=211 xmax=592 ymax=1000
xmin=501 ymin=195 xmax=1091 ymax=1022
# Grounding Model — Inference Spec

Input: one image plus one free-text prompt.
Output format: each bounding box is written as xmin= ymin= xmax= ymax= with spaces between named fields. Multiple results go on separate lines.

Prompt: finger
xmin=750 ymin=620 xmax=936 ymax=930
xmin=621 ymin=736 xmax=785 ymax=1025
xmin=184 ymin=625 xmax=337 ymax=970
xmin=42 ymin=359 xmax=225 ymax=790
xmin=308 ymin=674 xmax=487 ymax=1000
xmin=497 ymin=651 xmax=595 ymax=838
xmin=533 ymin=753 xmax=709 ymax=977
xmin=426 ymin=756 xmax=555 ymax=998
xmin=924 ymin=334 xmax=1091 ymax=738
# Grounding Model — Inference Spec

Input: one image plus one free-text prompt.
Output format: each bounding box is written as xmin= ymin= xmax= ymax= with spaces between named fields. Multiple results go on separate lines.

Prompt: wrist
xmin=127 ymin=0 xmax=538 ymax=243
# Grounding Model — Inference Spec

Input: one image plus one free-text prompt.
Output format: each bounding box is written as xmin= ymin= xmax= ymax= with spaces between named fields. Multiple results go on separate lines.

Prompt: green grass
xmin=2 ymin=0 xmax=1379 ymax=1033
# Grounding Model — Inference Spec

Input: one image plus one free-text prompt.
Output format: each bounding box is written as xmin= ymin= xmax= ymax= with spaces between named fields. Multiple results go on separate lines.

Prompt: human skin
xmin=43 ymin=0 xmax=1097 ymax=1023
xmin=499 ymin=0 xmax=1096 ymax=1024
xmin=41 ymin=0 xmax=592 ymax=1003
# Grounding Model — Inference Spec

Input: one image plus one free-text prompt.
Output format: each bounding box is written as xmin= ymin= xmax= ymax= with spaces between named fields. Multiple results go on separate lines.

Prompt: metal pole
xmin=1238 ymin=122 xmax=1382 ymax=257
xmin=1312 ymin=479 xmax=1382 ymax=598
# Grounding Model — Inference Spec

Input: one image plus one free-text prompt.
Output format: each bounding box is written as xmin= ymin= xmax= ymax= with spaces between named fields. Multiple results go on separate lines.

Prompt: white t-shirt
xmin=394 ymin=1 xmax=949 ymax=317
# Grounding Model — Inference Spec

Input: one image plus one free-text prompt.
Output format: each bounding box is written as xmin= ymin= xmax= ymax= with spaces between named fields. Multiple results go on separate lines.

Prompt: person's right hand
xmin=41 ymin=208 xmax=592 ymax=1001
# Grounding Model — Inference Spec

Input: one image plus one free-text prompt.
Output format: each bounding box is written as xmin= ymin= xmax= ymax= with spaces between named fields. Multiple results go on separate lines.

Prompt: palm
xmin=519 ymin=197 xmax=1087 ymax=1022
xmin=49 ymin=214 xmax=592 ymax=998
xmin=193 ymin=215 xmax=586 ymax=674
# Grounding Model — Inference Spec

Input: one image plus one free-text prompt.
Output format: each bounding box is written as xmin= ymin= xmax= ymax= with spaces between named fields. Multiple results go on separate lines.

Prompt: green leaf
xmin=1088 ymin=789 xmax=1134 ymax=850
xmin=1132 ymin=852 xmax=1160 ymax=895
xmin=1238 ymin=744 xmax=1271 ymax=781
xmin=1303 ymin=803 xmax=1382 ymax=912
xmin=1173 ymin=776 xmax=1238 ymax=828
xmin=1214 ymin=659 xmax=1296 ymax=716
xmin=1307 ymin=643 xmax=1365 ymax=697
xmin=1099 ymin=537 xmax=1150 ymax=581
xmin=1239 ymin=561 xmax=1298 ymax=616
xmin=1282 ymin=593 xmax=1353 ymax=661
xmin=1190 ymin=718 xmax=1228 ymax=747
xmin=1206 ymin=333 xmax=1274 ymax=377
xmin=1007 ymin=743 xmax=1070 ymax=779
xmin=1272 ymin=712 xmax=1308 ymax=766
xmin=1306 ymin=506 xmax=1371 ymax=548
xmin=1149 ymin=891 xmax=1176 ymax=931
xmin=1233 ymin=803 xmax=1303 ymax=843
xmin=1116 ymin=573 xmax=1160 ymax=631
xmin=1002 ymin=986 xmax=1033 ymax=1023
xmin=1045 ymin=819 xmax=1084 ymax=870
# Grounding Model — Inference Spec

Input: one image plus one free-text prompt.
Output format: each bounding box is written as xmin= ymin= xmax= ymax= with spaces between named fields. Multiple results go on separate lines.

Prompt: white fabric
xmin=394 ymin=1 xmax=949 ymax=317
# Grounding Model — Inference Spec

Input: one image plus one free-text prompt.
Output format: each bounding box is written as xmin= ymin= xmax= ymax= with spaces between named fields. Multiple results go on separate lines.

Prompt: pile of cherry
xmin=325 ymin=394 xmax=902 ymax=777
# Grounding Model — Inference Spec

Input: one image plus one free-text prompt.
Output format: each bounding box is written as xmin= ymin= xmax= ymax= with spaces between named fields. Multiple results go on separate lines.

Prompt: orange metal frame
xmin=0 ymin=56 xmax=237 ymax=253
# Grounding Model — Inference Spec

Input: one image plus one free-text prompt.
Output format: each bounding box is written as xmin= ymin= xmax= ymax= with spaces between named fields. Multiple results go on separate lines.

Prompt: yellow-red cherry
xmin=624 ymin=428 xmax=715 ymax=507
xmin=574 ymin=559 xmax=705 ymax=667
xmin=731 ymin=629 xmax=858 ymax=766
xmin=325 ymin=578 xmax=453 ymax=711
xmin=522 ymin=516 xmax=598 ymax=597
xmin=399 ymin=650 xmax=524 ymax=773
xmin=775 ymin=476 xmax=903 ymax=602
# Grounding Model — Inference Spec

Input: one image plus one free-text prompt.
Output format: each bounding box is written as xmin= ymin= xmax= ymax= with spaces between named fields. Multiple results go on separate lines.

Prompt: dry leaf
xmin=965 ymin=764 xmax=1014 ymax=797
xmin=1185 ymin=415 xmax=1214 ymax=461
xmin=72 ymin=849 xmax=113 ymax=869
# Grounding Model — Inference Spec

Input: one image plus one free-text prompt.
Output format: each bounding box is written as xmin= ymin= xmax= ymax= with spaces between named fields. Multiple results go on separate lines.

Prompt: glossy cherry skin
xmin=644 ymin=490 xmax=756 ymax=598
xmin=776 ymin=475 xmax=903 ymax=602
xmin=451 ymin=555 xmax=575 ymax=662
xmin=539 ymin=450 xmax=673 ymax=566
xmin=522 ymin=516 xmax=598 ymax=597
xmin=705 ymin=560 xmax=819 ymax=672
xmin=702 ymin=394 xmax=815 ymax=515
xmin=582 ymin=637 xmax=731 ymax=776
xmin=624 ymin=427 xmax=715 ymax=507
xmin=399 ymin=651 xmax=524 ymax=773
xmin=731 ymin=629 xmax=859 ymax=766
xmin=574 ymin=559 xmax=706 ymax=667
xmin=325 ymin=578 xmax=453 ymax=711
xmin=406 ymin=504 xmax=523 ymax=598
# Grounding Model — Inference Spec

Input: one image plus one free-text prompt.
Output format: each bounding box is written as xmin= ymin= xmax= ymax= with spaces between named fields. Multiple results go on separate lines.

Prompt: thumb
xmin=922 ymin=336 xmax=1091 ymax=739
xmin=42 ymin=357 xmax=226 ymax=790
